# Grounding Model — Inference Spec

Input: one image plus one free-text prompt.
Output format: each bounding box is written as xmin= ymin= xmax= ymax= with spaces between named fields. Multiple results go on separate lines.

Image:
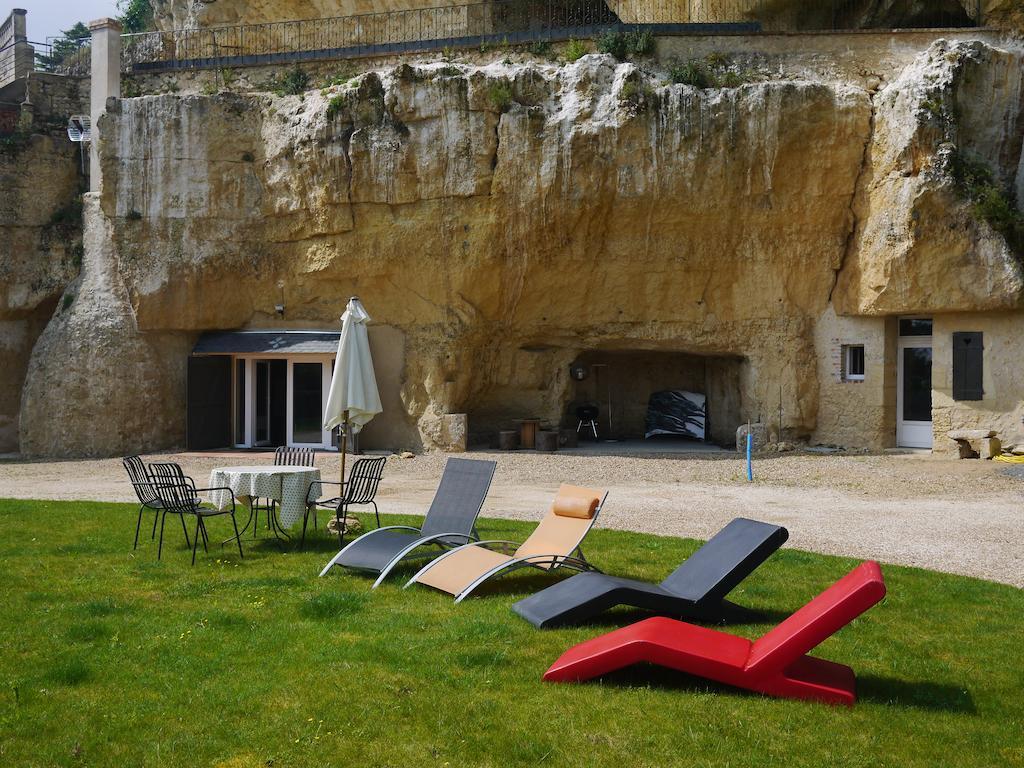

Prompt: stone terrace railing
xmin=120 ymin=0 xmax=985 ymax=73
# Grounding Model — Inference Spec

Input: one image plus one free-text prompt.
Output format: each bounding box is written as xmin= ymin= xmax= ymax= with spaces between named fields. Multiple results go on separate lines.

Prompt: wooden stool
xmin=519 ymin=419 xmax=541 ymax=450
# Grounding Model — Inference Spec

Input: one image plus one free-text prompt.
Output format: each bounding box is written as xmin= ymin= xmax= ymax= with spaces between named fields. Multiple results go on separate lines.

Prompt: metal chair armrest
xmin=307 ymin=479 xmax=345 ymax=504
xmin=194 ymin=486 xmax=236 ymax=512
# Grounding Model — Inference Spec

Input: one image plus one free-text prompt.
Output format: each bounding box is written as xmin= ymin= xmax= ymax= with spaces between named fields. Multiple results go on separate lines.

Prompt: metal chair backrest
xmin=149 ymin=462 xmax=198 ymax=514
xmin=420 ymin=458 xmax=496 ymax=538
xmin=274 ymin=446 xmax=316 ymax=467
xmin=123 ymin=455 xmax=158 ymax=505
xmin=344 ymin=456 xmax=386 ymax=504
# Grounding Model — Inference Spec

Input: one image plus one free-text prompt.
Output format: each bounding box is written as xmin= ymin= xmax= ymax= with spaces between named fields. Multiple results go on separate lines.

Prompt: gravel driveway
xmin=2 ymin=449 xmax=1021 ymax=587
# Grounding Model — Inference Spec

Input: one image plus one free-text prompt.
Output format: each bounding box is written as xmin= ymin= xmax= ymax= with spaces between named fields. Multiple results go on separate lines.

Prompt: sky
xmin=18 ymin=0 xmax=119 ymax=45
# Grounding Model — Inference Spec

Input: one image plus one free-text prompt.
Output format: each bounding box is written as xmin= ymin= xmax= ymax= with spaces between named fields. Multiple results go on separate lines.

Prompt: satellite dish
xmin=67 ymin=115 xmax=91 ymax=142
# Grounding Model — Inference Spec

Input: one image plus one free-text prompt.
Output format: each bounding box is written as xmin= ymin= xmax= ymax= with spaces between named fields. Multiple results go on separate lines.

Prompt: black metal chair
xmin=257 ymin=446 xmax=318 ymax=540
xmin=274 ymin=446 xmax=316 ymax=467
xmin=149 ymin=462 xmax=244 ymax=565
xmin=576 ymin=404 xmax=599 ymax=439
xmin=123 ymin=455 xmax=187 ymax=551
xmin=306 ymin=455 xmax=387 ymax=549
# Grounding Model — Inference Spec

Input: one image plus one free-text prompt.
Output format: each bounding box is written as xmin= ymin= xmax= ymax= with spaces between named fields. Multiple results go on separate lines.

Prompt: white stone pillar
xmin=88 ymin=17 xmax=122 ymax=193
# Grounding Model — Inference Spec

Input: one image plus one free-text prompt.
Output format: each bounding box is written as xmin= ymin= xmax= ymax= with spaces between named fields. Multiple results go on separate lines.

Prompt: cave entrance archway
xmin=566 ymin=350 xmax=745 ymax=447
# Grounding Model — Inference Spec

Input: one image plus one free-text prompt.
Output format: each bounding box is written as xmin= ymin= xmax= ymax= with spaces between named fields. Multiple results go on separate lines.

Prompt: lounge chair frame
xmin=318 ymin=457 xmax=496 ymax=581
xmin=404 ymin=491 xmax=607 ymax=601
xmin=543 ymin=561 xmax=887 ymax=706
xmin=511 ymin=517 xmax=789 ymax=628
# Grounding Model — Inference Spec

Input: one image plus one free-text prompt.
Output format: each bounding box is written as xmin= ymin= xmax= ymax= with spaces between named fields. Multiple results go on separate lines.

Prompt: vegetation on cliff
xmin=951 ymin=153 xmax=1024 ymax=259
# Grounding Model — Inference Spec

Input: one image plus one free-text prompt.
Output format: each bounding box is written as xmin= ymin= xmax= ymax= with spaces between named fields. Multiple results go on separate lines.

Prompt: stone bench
xmin=947 ymin=429 xmax=1000 ymax=459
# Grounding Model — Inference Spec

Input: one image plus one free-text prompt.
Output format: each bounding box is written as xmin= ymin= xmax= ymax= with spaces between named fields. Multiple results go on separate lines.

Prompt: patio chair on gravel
xmin=149 ymin=462 xmax=244 ymax=565
xmin=543 ymin=561 xmax=887 ymax=707
xmin=512 ymin=517 xmax=788 ymax=628
xmin=305 ymin=455 xmax=386 ymax=549
xmin=319 ymin=457 xmax=496 ymax=585
xmin=404 ymin=484 xmax=607 ymax=602
xmin=123 ymin=455 xmax=177 ymax=551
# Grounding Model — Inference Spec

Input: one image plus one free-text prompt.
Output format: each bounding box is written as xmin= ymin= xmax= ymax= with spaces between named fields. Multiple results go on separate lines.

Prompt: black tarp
xmin=644 ymin=390 xmax=706 ymax=440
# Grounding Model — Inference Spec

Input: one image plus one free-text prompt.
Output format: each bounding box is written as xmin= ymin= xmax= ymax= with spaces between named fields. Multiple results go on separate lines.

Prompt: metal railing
xmin=120 ymin=0 xmax=984 ymax=73
xmin=0 ymin=36 xmax=90 ymax=87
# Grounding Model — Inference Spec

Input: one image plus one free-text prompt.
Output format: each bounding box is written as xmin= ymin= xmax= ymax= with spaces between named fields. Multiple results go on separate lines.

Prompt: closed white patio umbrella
xmin=324 ymin=297 xmax=383 ymax=488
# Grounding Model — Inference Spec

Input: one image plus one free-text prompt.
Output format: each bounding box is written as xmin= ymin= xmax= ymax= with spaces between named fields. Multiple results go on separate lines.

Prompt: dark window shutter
xmin=187 ymin=356 xmax=233 ymax=449
xmin=952 ymin=332 xmax=984 ymax=401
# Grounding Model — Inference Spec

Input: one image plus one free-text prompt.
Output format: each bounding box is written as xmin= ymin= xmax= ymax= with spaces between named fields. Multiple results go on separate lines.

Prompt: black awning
xmin=192 ymin=330 xmax=340 ymax=355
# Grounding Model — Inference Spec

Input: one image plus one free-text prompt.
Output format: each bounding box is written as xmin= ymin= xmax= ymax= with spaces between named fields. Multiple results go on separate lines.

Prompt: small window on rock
xmin=842 ymin=345 xmax=865 ymax=381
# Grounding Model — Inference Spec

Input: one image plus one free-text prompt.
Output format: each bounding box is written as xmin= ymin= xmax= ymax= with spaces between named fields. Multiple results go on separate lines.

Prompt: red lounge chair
xmin=543 ymin=561 xmax=886 ymax=706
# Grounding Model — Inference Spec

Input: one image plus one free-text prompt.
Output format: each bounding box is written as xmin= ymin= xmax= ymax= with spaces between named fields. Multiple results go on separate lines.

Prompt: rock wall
xmin=10 ymin=38 xmax=1024 ymax=455
xmin=811 ymin=308 xmax=896 ymax=449
xmin=932 ymin=311 xmax=1024 ymax=454
xmin=0 ymin=134 xmax=83 ymax=451
xmin=18 ymin=196 xmax=193 ymax=457
xmin=833 ymin=40 xmax=1024 ymax=316
xmin=79 ymin=55 xmax=873 ymax=453
xmin=152 ymin=0 xmax=1019 ymax=31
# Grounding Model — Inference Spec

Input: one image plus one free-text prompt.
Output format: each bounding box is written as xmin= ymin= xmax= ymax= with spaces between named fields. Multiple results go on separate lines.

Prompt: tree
xmin=36 ymin=21 xmax=89 ymax=71
xmin=118 ymin=0 xmax=154 ymax=34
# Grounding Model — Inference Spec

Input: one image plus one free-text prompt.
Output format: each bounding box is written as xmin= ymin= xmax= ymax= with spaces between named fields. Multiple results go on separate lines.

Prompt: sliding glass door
xmin=291 ymin=362 xmax=324 ymax=445
xmin=232 ymin=355 xmax=334 ymax=449
xmin=286 ymin=357 xmax=333 ymax=448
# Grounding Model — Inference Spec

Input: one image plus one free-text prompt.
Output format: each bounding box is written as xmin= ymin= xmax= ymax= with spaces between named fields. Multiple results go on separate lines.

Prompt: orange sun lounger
xmin=544 ymin=561 xmax=886 ymax=706
xmin=404 ymin=484 xmax=607 ymax=602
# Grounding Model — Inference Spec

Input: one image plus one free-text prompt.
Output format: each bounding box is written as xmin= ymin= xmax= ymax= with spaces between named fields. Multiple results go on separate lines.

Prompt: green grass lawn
xmin=1 ymin=499 xmax=1021 ymax=767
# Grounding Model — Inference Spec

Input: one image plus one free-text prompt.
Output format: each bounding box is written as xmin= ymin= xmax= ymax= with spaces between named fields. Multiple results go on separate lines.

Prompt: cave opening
xmin=565 ymin=350 xmax=745 ymax=447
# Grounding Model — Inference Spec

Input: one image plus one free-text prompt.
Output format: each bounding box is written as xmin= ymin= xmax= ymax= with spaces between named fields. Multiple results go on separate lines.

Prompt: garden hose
xmin=993 ymin=453 xmax=1024 ymax=464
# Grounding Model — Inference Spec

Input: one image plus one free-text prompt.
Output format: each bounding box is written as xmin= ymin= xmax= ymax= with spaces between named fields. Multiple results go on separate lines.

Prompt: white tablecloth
xmin=208 ymin=466 xmax=321 ymax=528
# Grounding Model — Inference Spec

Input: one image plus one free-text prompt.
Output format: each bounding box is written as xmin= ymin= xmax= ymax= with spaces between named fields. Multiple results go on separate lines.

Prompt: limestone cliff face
xmin=0 ymin=135 xmax=82 ymax=451
xmin=833 ymin=39 xmax=1024 ymax=315
xmin=152 ymin=0 xmax=1017 ymax=31
xmin=13 ymin=40 xmax=1024 ymax=455
xmin=18 ymin=196 xmax=192 ymax=457
xmin=86 ymin=56 xmax=870 ymax=450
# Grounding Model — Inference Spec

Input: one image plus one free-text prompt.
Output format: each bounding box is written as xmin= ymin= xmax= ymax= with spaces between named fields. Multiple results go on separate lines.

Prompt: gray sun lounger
xmin=511 ymin=517 xmax=788 ymax=628
xmin=319 ymin=457 xmax=496 ymax=586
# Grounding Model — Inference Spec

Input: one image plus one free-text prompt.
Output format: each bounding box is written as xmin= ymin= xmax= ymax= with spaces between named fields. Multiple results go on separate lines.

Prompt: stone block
xmin=439 ymin=413 xmax=467 ymax=452
xmin=736 ymin=423 xmax=769 ymax=453
xmin=979 ymin=437 xmax=1001 ymax=460
xmin=947 ymin=429 xmax=997 ymax=440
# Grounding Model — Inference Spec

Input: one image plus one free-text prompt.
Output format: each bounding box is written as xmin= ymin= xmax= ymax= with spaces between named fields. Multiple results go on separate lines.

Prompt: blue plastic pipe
xmin=746 ymin=433 xmax=753 ymax=482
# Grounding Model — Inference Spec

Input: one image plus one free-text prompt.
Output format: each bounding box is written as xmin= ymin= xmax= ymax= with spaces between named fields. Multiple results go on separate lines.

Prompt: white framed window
xmin=842 ymin=344 xmax=865 ymax=381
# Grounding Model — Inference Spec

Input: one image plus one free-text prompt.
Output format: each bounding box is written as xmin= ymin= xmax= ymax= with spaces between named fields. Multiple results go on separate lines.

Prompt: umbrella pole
xmin=339 ymin=409 xmax=349 ymax=487
xmin=338 ymin=409 xmax=349 ymax=538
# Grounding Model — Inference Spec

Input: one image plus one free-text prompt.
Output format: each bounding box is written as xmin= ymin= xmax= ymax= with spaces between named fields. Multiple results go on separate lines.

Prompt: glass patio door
xmin=291 ymin=362 xmax=323 ymax=445
xmin=286 ymin=358 xmax=332 ymax=448
xmin=897 ymin=320 xmax=933 ymax=449
xmin=254 ymin=360 xmax=272 ymax=446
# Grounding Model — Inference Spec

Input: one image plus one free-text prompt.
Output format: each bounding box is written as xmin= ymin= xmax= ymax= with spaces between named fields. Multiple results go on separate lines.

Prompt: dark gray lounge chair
xmin=511 ymin=517 xmax=788 ymax=628
xmin=318 ymin=457 xmax=496 ymax=586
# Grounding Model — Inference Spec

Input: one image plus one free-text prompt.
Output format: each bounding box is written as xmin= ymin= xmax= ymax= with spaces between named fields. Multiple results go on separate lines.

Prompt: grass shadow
xmin=857 ymin=676 xmax=976 ymax=714
xmin=571 ymin=665 xmax=977 ymax=714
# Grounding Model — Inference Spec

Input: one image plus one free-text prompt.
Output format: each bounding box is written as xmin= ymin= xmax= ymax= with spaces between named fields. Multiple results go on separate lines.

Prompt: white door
xmin=286 ymin=357 xmax=333 ymax=448
xmin=897 ymin=337 xmax=933 ymax=449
